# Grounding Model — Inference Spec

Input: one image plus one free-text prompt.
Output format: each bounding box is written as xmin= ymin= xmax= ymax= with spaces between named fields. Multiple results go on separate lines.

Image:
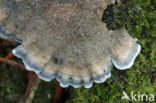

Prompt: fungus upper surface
xmin=0 ymin=0 xmax=141 ymax=88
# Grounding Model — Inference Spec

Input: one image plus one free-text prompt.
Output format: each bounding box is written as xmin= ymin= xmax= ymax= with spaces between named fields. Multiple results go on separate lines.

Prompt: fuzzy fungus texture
xmin=0 ymin=0 xmax=141 ymax=88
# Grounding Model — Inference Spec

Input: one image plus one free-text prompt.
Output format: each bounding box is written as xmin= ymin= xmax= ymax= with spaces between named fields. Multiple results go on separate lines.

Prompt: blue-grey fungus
xmin=0 ymin=0 xmax=141 ymax=88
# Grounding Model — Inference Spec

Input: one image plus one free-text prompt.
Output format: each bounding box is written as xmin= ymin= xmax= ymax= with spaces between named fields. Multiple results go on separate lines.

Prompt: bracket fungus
xmin=0 ymin=0 xmax=141 ymax=88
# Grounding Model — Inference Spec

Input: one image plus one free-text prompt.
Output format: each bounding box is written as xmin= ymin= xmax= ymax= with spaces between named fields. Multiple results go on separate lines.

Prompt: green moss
xmin=32 ymin=80 xmax=56 ymax=103
xmin=0 ymin=63 xmax=28 ymax=103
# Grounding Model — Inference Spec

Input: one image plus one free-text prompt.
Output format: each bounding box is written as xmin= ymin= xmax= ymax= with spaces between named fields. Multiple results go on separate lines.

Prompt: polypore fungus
xmin=0 ymin=0 xmax=141 ymax=88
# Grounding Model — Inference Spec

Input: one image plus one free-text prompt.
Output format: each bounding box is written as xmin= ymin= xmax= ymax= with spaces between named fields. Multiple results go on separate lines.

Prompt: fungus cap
xmin=0 ymin=0 xmax=141 ymax=88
